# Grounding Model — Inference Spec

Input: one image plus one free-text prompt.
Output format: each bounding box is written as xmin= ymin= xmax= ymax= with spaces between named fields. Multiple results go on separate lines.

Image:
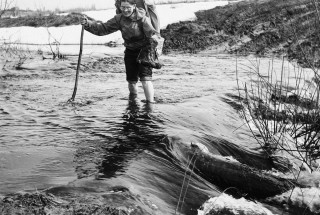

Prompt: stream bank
xmin=162 ymin=0 xmax=320 ymax=68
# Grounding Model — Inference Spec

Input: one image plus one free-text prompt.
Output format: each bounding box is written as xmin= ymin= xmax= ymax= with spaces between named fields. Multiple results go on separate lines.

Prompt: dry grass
xmin=238 ymin=56 xmax=320 ymax=172
xmin=236 ymin=0 xmax=320 ymax=173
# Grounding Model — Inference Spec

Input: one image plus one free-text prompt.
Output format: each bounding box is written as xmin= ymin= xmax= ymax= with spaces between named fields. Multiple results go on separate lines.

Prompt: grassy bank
xmin=0 ymin=11 xmax=87 ymax=28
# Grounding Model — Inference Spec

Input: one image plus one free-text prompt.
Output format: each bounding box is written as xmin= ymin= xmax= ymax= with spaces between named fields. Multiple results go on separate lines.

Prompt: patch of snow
xmin=0 ymin=2 xmax=228 ymax=46
xmin=298 ymin=171 xmax=320 ymax=188
xmin=266 ymin=187 xmax=320 ymax=214
xmin=198 ymin=193 xmax=274 ymax=215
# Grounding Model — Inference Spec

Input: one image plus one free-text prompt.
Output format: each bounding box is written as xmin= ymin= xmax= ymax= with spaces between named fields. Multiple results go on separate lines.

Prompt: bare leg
xmin=141 ymin=81 xmax=154 ymax=103
xmin=128 ymin=81 xmax=138 ymax=96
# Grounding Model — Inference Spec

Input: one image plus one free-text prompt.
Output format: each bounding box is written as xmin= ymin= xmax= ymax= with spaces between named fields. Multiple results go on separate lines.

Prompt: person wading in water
xmin=81 ymin=0 xmax=160 ymax=103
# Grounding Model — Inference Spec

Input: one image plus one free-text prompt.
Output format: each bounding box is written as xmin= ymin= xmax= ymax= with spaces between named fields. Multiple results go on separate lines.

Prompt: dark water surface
xmin=0 ymin=51 xmax=289 ymax=214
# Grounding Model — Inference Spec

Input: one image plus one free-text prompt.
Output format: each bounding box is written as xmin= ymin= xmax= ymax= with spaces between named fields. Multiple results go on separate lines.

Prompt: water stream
xmin=1 ymin=49 xmax=297 ymax=214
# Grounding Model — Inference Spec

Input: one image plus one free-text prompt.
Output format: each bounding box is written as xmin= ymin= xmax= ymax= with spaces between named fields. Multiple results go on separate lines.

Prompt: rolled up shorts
xmin=124 ymin=48 xmax=152 ymax=82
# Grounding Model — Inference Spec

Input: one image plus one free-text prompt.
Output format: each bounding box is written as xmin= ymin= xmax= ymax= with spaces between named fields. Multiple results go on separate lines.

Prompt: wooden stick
xmin=69 ymin=25 xmax=84 ymax=102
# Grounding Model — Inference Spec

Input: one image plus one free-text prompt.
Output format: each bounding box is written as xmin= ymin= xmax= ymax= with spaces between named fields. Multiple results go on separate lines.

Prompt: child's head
xmin=120 ymin=0 xmax=136 ymax=17
xmin=120 ymin=0 xmax=135 ymax=4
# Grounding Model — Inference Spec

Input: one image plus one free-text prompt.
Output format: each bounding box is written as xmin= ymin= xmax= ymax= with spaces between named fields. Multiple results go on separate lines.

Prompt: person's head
xmin=120 ymin=0 xmax=136 ymax=17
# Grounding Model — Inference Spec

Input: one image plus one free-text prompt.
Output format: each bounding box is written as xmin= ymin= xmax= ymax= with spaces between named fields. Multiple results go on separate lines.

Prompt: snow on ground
xmin=0 ymin=2 xmax=228 ymax=46
xmin=266 ymin=187 xmax=320 ymax=214
xmin=197 ymin=193 xmax=274 ymax=215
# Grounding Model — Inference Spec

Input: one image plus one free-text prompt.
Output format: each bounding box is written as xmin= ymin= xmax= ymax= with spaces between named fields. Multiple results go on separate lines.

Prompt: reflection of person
xmin=81 ymin=0 xmax=159 ymax=103
xmin=115 ymin=0 xmax=160 ymax=33
xmin=98 ymin=95 xmax=155 ymax=179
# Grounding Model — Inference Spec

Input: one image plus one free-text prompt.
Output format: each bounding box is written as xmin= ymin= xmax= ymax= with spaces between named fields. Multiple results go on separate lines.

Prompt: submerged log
xmin=180 ymin=142 xmax=299 ymax=199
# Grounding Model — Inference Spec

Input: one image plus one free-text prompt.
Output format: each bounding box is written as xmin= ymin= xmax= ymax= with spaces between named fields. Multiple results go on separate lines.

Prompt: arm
xmin=82 ymin=15 xmax=120 ymax=36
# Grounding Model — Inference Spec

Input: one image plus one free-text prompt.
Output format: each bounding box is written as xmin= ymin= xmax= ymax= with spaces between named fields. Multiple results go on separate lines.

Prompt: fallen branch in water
xmin=179 ymin=142 xmax=299 ymax=199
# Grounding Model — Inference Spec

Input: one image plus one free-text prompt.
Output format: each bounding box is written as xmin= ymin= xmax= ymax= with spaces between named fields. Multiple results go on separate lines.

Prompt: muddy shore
xmin=161 ymin=0 xmax=320 ymax=68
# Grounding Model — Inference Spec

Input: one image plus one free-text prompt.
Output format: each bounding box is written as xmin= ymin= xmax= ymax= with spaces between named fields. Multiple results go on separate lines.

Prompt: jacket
xmin=84 ymin=8 xmax=157 ymax=50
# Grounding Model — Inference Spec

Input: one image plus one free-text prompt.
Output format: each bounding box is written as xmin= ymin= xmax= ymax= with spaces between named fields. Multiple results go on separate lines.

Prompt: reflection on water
xmin=0 ymin=52 xmax=294 ymax=214
xmin=98 ymin=96 xmax=159 ymax=179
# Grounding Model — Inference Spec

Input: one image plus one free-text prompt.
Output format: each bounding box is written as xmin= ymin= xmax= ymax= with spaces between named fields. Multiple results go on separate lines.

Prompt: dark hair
xmin=120 ymin=0 xmax=136 ymax=4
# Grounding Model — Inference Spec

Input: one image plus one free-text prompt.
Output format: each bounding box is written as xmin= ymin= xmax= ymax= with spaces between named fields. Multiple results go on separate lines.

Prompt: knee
xmin=141 ymin=80 xmax=152 ymax=85
xmin=128 ymin=81 xmax=138 ymax=94
xmin=128 ymin=81 xmax=137 ymax=85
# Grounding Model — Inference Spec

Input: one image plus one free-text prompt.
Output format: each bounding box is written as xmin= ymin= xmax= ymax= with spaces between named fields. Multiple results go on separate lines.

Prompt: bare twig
xmin=0 ymin=0 xmax=14 ymax=18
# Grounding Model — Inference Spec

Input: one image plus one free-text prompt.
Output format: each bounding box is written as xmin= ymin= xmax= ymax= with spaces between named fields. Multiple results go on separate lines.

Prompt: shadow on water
xmin=90 ymin=96 xmax=218 ymax=215
xmin=97 ymin=95 xmax=163 ymax=179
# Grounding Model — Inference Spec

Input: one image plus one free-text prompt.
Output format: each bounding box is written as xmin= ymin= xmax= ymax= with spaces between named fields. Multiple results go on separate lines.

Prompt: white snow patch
xmin=0 ymin=2 xmax=228 ymax=46
xmin=198 ymin=193 xmax=274 ymax=215
xmin=267 ymin=187 xmax=320 ymax=213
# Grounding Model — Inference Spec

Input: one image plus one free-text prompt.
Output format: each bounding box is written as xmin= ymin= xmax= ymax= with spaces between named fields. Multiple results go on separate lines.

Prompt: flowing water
xmin=0 ymin=48 xmax=298 ymax=214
